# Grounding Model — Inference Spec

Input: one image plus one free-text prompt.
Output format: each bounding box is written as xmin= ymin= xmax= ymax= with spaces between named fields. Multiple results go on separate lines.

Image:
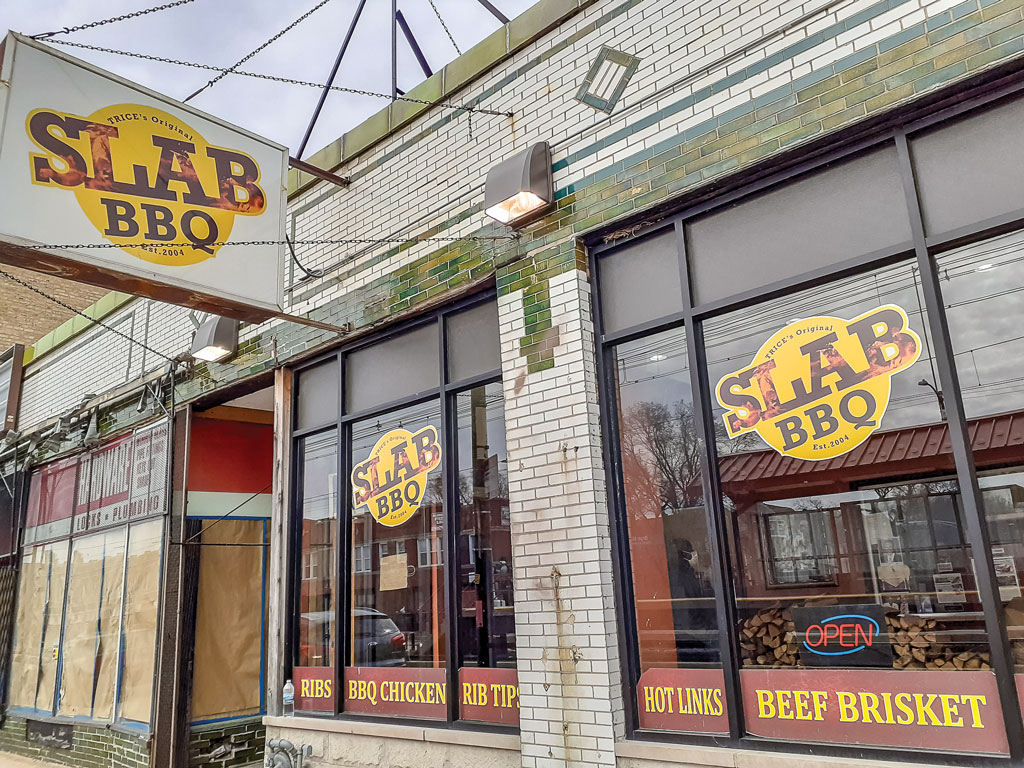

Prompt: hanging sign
xmin=0 ymin=32 xmax=286 ymax=322
xmin=715 ymin=304 xmax=921 ymax=461
xmin=351 ymin=426 xmax=441 ymax=527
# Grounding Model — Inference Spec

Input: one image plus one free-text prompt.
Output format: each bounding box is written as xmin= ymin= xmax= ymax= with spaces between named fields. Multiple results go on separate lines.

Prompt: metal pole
xmin=391 ymin=0 xmax=398 ymax=100
xmin=474 ymin=0 xmax=509 ymax=23
xmin=297 ymin=0 xmax=367 ymax=159
xmin=396 ymin=10 xmax=433 ymax=79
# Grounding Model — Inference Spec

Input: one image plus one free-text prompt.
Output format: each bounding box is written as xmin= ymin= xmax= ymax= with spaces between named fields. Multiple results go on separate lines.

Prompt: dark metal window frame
xmin=757 ymin=505 xmax=840 ymax=590
xmin=287 ymin=290 xmax=512 ymax=732
xmin=590 ymin=73 xmax=1024 ymax=765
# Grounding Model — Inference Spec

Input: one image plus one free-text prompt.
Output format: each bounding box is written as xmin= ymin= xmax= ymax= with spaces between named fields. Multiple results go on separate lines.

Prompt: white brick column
xmin=498 ymin=267 xmax=625 ymax=768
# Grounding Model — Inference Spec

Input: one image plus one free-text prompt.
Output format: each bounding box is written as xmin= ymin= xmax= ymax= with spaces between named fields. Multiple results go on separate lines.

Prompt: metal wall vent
xmin=576 ymin=47 xmax=641 ymax=113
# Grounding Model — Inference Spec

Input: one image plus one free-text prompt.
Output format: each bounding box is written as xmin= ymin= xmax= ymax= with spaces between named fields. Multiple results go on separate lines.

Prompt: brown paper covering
xmin=118 ymin=520 xmax=163 ymax=722
xmin=9 ymin=543 xmax=67 ymax=708
xmin=59 ymin=530 xmax=125 ymax=717
xmin=190 ymin=519 xmax=264 ymax=720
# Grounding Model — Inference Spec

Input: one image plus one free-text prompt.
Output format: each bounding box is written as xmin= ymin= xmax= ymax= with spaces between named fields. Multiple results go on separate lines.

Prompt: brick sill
xmin=263 ymin=715 xmax=520 ymax=751
xmin=615 ymin=739 xmax=964 ymax=768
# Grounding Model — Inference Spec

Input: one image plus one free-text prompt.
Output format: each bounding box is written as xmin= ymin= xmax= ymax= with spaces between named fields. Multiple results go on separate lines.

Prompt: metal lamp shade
xmin=483 ymin=142 xmax=553 ymax=225
xmin=190 ymin=315 xmax=239 ymax=363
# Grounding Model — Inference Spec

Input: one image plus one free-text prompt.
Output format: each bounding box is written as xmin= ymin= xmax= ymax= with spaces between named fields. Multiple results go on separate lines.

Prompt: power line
xmin=43 ymin=38 xmax=512 ymax=118
xmin=32 ymin=0 xmax=197 ymax=40
xmin=0 ymin=267 xmax=176 ymax=364
xmin=185 ymin=0 xmax=336 ymax=102
xmin=23 ymin=235 xmax=515 ymax=251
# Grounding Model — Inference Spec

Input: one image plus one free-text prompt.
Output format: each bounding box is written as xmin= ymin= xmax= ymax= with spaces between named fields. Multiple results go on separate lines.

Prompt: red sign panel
xmin=343 ymin=667 xmax=446 ymax=719
xmin=742 ymin=668 xmax=1008 ymax=755
xmin=459 ymin=667 xmax=519 ymax=726
xmin=636 ymin=667 xmax=729 ymax=734
xmin=23 ymin=456 xmax=77 ymax=544
xmin=294 ymin=666 xmax=335 ymax=713
xmin=24 ymin=422 xmax=169 ymax=545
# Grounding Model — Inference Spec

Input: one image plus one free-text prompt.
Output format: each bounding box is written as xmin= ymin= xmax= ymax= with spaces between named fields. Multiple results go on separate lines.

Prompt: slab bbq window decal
xmin=715 ymin=304 xmax=922 ymax=461
xmin=26 ymin=104 xmax=266 ymax=266
xmin=351 ymin=426 xmax=442 ymax=527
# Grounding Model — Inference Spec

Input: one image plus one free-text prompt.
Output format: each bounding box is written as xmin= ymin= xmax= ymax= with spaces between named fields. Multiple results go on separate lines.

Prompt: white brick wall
xmin=499 ymin=270 xmax=622 ymax=768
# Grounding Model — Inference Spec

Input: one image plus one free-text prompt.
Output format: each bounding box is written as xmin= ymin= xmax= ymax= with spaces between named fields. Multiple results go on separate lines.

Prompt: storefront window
xmin=9 ymin=540 xmax=68 ymax=712
xmin=294 ymin=430 xmax=338 ymax=713
xmin=59 ymin=528 xmax=126 ymax=719
xmin=455 ymin=383 xmax=516 ymax=725
xmin=118 ymin=519 xmax=163 ymax=723
xmin=612 ymin=327 xmax=726 ymax=734
xmin=347 ymin=399 xmax=446 ymax=719
xmin=704 ymin=261 xmax=1006 ymax=755
xmin=291 ymin=298 xmax=514 ymax=724
xmin=9 ymin=422 xmax=168 ymax=725
xmin=939 ymin=231 xmax=1024 ymax=687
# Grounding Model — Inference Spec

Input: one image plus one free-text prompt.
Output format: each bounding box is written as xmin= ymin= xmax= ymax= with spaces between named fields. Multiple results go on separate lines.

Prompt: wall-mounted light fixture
xmin=483 ymin=142 xmax=553 ymax=226
xmin=190 ymin=315 xmax=239 ymax=363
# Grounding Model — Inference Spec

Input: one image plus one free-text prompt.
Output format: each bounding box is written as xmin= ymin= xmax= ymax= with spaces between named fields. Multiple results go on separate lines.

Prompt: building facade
xmin=4 ymin=0 xmax=1024 ymax=766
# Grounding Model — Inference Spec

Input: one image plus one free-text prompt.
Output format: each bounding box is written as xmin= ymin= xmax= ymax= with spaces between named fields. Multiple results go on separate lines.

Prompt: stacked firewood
xmin=886 ymin=613 xmax=991 ymax=670
xmin=737 ymin=604 xmax=991 ymax=670
xmin=738 ymin=606 xmax=798 ymax=667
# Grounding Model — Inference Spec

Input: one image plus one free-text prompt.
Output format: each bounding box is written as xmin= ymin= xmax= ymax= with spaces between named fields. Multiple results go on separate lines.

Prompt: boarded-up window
xmin=118 ymin=519 xmax=163 ymax=723
xmin=58 ymin=530 xmax=125 ymax=719
xmin=9 ymin=541 xmax=68 ymax=710
xmin=190 ymin=519 xmax=265 ymax=720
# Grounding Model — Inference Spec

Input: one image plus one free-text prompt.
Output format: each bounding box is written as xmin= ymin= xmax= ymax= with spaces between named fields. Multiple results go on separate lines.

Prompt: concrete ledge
xmin=616 ymin=739 xmax=969 ymax=768
xmin=264 ymin=715 xmax=520 ymax=751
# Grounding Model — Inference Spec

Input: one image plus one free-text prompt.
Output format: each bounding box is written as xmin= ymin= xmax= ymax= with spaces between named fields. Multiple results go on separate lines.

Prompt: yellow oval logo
xmin=26 ymin=103 xmax=266 ymax=266
xmin=715 ymin=304 xmax=921 ymax=461
xmin=351 ymin=426 xmax=442 ymax=527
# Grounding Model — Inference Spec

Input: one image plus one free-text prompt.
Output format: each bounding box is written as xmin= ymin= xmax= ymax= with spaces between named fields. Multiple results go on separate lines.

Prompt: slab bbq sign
xmin=715 ymin=304 xmax=921 ymax=461
xmin=351 ymin=426 xmax=442 ymax=527
xmin=0 ymin=32 xmax=286 ymax=321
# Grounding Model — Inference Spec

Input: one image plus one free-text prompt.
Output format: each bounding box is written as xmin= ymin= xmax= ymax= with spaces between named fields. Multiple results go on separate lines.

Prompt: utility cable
xmin=32 ymin=0 xmax=197 ymax=39
xmin=22 ymin=235 xmax=515 ymax=251
xmin=427 ymin=0 xmax=461 ymax=55
xmin=44 ymin=38 xmax=512 ymax=117
xmin=178 ymin=482 xmax=273 ymax=544
xmin=286 ymin=235 xmax=326 ymax=279
xmin=0 ymin=267 xmax=177 ymax=364
xmin=185 ymin=0 xmax=335 ymax=102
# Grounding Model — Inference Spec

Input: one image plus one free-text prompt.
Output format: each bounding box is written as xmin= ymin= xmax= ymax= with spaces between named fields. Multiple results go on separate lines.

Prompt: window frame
xmin=590 ymin=75 xmax=1024 ymax=765
xmin=287 ymin=291 xmax=508 ymax=728
xmin=8 ymin=423 xmax=169 ymax=733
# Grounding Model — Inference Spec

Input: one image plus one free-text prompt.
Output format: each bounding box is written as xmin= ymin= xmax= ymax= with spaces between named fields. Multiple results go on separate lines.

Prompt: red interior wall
xmin=187 ymin=417 xmax=273 ymax=493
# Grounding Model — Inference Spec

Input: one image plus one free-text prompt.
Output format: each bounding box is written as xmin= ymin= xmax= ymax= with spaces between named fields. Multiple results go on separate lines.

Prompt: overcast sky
xmin=3 ymin=0 xmax=537 ymax=156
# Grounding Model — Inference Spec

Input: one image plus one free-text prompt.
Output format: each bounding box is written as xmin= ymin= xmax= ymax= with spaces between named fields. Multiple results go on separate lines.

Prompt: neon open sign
xmin=792 ymin=604 xmax=894 ymax=668
xmin=802 ymin=614 xmax=881 ymax=656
